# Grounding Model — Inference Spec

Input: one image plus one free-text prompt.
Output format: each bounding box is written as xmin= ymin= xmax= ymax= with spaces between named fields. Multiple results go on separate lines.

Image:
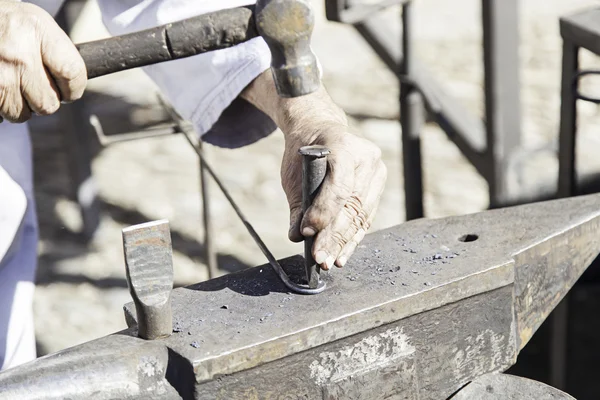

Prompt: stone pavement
xmin=28 ymin=0 xmax=600 ymax=363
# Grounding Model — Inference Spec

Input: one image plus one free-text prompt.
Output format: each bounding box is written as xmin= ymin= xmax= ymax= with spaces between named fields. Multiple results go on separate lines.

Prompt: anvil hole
xmin=458 ymin=234 xmax=478 ymax=242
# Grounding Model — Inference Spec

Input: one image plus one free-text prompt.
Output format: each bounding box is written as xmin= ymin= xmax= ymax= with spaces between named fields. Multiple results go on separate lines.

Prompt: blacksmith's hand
xmin=0 ymin=1 xmax=86 ymax=123
xmin=241 ymin=70 xmax=387 ymax=270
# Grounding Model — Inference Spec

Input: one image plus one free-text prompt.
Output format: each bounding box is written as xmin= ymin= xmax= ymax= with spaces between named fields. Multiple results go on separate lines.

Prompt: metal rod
xmin=89 ymin=115 xmax=181 ymax=146
xmin=400 ymin=1 xmax=425 ymax=220
xmin=199 ymin=140 xmax=218 ymax=279
xmin=558 ymin=40 xmax=579 ymax=198
xmin=179 ymin=131 xmax=325 ymax=295
xmin=299 ymin=146 xmax=330 ymax=288
xmin=552 ymin=39 xmax=579 ymax=392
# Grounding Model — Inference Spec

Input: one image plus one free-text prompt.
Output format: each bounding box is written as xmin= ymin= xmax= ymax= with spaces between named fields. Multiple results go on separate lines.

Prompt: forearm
xmin=240 ymin=69 xmax=348 ymax=141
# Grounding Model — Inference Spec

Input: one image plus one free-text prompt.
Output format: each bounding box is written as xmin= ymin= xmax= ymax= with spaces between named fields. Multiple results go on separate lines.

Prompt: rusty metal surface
xmin=123 ymin=220 xmax=174 ymax=340
xmin=1 ymin=194 xmax=599 ymax=399
xmin=452 ymin=373 xmax=576 ymax=399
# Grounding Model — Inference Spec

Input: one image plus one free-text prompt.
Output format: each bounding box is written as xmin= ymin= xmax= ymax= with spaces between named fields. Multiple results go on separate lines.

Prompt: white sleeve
xmin=96 ymin=0 xmax=277 ymax=149
xmin=25 ymin=0 xmax=65 ymax=17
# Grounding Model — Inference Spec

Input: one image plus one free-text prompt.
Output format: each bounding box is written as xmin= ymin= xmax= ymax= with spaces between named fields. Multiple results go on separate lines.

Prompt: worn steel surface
xmin=123 ymin=220 xmax=174 ymax=340
xmin=1 ymin=194 xmax=599 ymax=399
xmin=300 ymin=145 xmax=330 ymax=288
xmin=452 ymin=373 xmax=576 ymax=399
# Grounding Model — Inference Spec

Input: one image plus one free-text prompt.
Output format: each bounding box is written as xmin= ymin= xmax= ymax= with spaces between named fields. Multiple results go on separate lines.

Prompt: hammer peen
xmin=75 ymin=0 xmax=320 ymax=98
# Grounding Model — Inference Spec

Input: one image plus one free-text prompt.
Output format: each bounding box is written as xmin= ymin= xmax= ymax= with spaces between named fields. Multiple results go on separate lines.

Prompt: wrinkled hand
xmin=241 ymin=70 xmax=387 ymax=270
xmin=282 ymin=125 xmax=386 ymax=270
xmin=0 ymin=1 xmax=87 ymax=123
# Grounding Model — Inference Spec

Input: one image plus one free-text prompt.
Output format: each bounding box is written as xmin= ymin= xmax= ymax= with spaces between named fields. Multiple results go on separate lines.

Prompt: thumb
xmin=288 ymin=201 xmax=304 ymax=243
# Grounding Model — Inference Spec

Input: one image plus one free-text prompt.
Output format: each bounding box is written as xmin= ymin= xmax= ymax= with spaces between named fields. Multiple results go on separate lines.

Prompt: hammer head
xmin=255 ymin=0 xmax=320 ymax=98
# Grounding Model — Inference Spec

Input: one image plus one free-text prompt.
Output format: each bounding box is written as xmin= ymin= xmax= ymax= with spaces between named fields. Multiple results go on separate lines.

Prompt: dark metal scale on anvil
xmin=1 ymin=193 xmax=597 ymax=399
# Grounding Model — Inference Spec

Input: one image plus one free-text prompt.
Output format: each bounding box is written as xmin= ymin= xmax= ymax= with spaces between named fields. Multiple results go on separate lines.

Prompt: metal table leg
xmin=400 ymin=1 xmax=425 ymax=220
xmin=551 ymin=39 xmax=579 ymax=391
xmin=482 ymin=0 xmax=522 ymax=209
xmin=558 ymin=40 xmax=579 ymax=199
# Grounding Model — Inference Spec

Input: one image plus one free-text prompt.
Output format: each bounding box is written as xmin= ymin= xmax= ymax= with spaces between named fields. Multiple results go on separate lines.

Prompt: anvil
xmin=1 ymin=194 xmax=599 ymax=399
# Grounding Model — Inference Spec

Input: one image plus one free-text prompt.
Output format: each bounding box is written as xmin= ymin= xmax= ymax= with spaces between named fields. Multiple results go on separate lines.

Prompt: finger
xmin=282 ymin=154 xmax=304 ymax=242
xmin=288 ymin=204 xmax=303 ymax=243
xmin=313 ymin=194 xmax=367 ymax=270
xmin=336 ymin=202 xmax=379 ymax=268
xmin=21 ymin=61 xmax=60 ymax=116
xmin=1 ymin=88 xmax=31 ymax=123
xmin=314 ymin=161 xmax=386 ymax=269
xmin=40 ymin=22 xmax=87 ymax=103
xmin=300 ymin=150 xmax=355 ymax=237
xmin=336 ymin=162 xmax=386 ymax=267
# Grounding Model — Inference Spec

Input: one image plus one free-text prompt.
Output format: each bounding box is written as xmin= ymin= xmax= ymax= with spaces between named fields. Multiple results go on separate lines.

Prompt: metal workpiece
xmin=255 ymin=0 xmax=320 ymax=97
xmin=400 ymin=0 xmax=426 ymax=220
xmin=452 ymin=373 xmax=576 ymax=399
xmin=3 ymin=194 xmax=600 ymax=399
xmin=123 ymin=220 xmax=174 ymax=340
xmin=299 ymin=145 xmax=330 ymax=288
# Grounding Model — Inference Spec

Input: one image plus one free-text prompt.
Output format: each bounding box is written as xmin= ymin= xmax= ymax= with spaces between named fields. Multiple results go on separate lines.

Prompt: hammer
xmin=76 ymin=0 xmax=320 ymax=98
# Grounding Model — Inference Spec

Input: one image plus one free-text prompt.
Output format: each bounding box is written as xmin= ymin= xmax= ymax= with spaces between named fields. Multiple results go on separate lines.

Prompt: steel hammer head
xmin=255 ymin=0 xmax=320 ymax=98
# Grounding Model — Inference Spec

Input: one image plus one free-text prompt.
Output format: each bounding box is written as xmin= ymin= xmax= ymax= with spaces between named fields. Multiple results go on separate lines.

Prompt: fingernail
xmin=338 ymin=256 xmax=347 ymax=267
xmin=302 ymin=227 xmax=317 ymax=237
xmin=315 ymin=250 xmax=328 ymax=264
xmin=325 ymin=256 xmax=335 ymax=270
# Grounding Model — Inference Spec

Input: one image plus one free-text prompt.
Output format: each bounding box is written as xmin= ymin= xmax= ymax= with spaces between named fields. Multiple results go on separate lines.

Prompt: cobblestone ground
xmin=29 ymin=0 xmax=600 ymax=357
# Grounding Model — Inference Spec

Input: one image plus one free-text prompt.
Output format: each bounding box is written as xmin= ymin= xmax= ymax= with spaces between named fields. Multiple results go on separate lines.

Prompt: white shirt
xmin=1 ymin=0 xmax=276 ymax=260
xmin=0 ymin=0 xmax=275 ymax=369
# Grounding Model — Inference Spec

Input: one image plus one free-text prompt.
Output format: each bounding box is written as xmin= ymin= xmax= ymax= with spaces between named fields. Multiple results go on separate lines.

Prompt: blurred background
xmin=29 ymin=0 xmax=600 ymax=398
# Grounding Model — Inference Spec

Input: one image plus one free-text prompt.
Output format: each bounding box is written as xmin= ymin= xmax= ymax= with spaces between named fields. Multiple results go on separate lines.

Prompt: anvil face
xmin=1 ymin=194 xmax=599 ymax=400
xmin=122 ymin=193 xmax=600 ymax=398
